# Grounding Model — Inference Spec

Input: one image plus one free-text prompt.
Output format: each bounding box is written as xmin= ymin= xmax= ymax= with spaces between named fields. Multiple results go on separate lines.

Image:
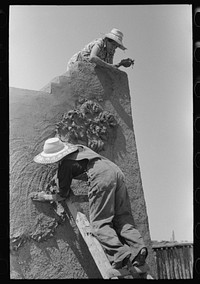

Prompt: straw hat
xmin=33 ymin=137 xmax=78 ymax=164
xmin=105 ymin=28 xmax=127 ymax=50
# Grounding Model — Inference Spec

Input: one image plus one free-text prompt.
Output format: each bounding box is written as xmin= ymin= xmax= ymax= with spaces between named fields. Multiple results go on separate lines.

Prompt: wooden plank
xmin=188 ymin=246 xmax=193 ymax=278
xmin=183 ymin=246 xmax=190 ymax=279
xmin=174 ymin=247 xmax=181 ymax=279
xmin=152 ymin=242 xmax=193 ymax=249
xmin=64 ymin=197 xmax=134 ymax=279
xmin=162 ymin=249 xmax=168 ymax=279
xmin=179 ymin=246 xmax=186 ymax=278
xmin=64 ymin=196 xmax=153 ymax=279
xmin=65 ymin=198 xmax=113 ymax=279
xmin=159 ymin=249 xmax=164 ymax=279
xmin=177 ymin=247 xmax=184 ymax=279
xmin=154 ymin=250 xmax=161 ymax=279
xmin=173 ymin=247 xmax=179 ymax=279
xmin=163 ymin=248 xmax=170 ymax=279
xmin=169 ymin=248 xmax=175 ymax=279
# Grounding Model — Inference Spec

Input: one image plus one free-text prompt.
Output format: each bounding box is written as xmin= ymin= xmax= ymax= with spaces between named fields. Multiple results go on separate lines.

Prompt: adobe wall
xmin=10 ymin=62 xmax=157 ymax=278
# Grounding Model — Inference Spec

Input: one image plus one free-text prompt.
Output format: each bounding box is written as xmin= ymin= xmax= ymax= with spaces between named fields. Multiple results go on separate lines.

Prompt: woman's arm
xmin=57 ymin=159 xmax=73 ymax=198
xmin=89 ymin=44 xmax=119 ymax=70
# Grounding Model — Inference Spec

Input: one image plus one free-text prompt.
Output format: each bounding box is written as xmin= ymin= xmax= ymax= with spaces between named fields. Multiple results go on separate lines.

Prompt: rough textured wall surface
xmin=10 ymin=62 xmax=157 ymax=279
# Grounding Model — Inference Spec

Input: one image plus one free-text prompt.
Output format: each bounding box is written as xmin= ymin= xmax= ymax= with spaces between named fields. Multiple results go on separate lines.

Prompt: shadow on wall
xmin=34 ymin=216 xmax=102 ymax=279
xmin=95 ymin=66 xmax=133 ymax=130
xmin=10 ymin=215 xmax=101 ymax=279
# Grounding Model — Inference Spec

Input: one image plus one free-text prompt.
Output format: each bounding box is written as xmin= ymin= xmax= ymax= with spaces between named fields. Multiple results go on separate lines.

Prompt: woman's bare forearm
xmin=89 ymin=55 xmax=118 ymax=69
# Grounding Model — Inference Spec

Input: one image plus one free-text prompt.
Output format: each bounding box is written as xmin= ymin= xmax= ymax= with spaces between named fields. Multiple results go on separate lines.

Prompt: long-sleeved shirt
xmin=47 ymin=144 xmax=105 ymax=197
xmin=57 ymin=158 xmax=89 ymax=197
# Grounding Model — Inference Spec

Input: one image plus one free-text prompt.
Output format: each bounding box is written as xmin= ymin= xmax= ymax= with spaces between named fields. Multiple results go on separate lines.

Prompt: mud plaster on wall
xmin=10 ymin=62 xmax=157 ymax=278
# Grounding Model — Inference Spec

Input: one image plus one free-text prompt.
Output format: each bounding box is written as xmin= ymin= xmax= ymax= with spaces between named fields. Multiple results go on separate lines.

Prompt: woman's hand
xmin=111 ymin=64 xmax=121 ymax=72
xmin=118 ymin=58 xmax=135 ymax=68
xmin=113 ymin=63 xmax=120 ymax=68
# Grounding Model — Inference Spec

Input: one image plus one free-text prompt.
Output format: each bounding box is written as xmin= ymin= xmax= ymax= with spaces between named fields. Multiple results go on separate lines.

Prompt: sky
xmin=9 ymin=5 xmax=193 ymax=242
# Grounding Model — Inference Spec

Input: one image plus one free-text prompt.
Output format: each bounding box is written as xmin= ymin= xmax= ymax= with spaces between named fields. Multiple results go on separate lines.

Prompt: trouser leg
xmin=87 ymin=160 xmax=131 ymax=266
xmin=113 ymin=169 xmax=147 ymax=263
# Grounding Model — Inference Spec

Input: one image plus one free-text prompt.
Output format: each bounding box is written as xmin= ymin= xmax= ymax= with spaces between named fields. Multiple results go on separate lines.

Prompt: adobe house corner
xmin=10 ymin=62 xmax=157 ymax=279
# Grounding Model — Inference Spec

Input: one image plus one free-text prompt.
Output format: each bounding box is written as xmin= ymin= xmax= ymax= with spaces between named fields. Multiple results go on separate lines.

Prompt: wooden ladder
xmin=63 ymin=195 xmax=148 ymax=279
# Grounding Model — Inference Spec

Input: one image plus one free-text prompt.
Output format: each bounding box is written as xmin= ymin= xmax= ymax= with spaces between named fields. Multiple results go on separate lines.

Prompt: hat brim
xmin=34 ymin=144 xmax=78 ymax=164
xmin=105 ymin=33 xmax=127 ymax=50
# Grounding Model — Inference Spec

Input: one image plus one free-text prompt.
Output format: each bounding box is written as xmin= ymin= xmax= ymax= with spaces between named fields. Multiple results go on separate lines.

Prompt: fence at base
xmin=152 ymin=242 xmax=193 ymax=279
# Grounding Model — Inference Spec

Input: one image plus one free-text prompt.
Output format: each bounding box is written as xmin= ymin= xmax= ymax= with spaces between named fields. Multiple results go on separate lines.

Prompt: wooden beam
xmin=65 ymin=196 xmax=117 ymax=279
xmin=64 ymin=196 xmax=152 ymax=279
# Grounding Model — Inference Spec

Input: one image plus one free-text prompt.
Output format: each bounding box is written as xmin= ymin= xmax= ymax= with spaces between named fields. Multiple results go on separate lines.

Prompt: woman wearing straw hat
xmin=31 ymin=137 xmax=150 ymax=278
xmin=66 ymin=28 xmax=134 ymax=71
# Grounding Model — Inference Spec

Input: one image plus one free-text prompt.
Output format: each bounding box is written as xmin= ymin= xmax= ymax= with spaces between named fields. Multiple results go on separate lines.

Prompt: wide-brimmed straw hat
xmin=105 ymin=28 xmax=127 ymax=50
xmin=33 ymin=137 xmax=78 ymax=164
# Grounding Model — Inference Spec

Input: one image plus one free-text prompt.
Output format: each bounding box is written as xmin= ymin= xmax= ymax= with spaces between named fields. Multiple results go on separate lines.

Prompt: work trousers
xmin=87 ymin=158 xmax=146 ymax=267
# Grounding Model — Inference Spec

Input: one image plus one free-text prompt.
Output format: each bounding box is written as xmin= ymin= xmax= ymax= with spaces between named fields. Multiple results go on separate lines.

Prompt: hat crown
xmin=34 ymin=137 xmax=78 ymax=164
xmin=43 ymin=137 xmax=65 ymax=154
xmin=110 ymin=28 xmax=124 ymax=40
xmin=105 ymin=28 xmax=126 ymax=50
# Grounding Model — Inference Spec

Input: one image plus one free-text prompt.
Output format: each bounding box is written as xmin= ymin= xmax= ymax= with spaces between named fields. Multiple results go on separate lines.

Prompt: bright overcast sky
xmin=9 ymin=5 xmax=193 ymax=242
